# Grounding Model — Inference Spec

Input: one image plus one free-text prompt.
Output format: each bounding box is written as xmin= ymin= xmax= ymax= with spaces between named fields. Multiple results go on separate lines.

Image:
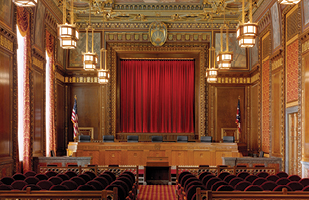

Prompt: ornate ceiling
xmin=55 ymin=0 xmax=263 ymax=25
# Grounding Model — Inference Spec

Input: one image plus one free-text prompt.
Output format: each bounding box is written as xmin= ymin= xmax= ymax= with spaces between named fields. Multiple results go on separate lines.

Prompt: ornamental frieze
xmin=217 ymin=77 xmax=251 ymax=84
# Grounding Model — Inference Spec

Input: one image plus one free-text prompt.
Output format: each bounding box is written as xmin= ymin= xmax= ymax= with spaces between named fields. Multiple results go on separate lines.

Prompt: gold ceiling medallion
xmin=149 ymin=22 xmax=167 ymax=47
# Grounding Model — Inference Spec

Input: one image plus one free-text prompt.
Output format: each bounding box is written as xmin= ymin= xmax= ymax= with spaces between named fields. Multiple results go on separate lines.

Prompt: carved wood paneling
xmin=288 ymin=112 xmax=299 ymax=175
xmin=68 ymin=85 xmax=102 ymax=141
xmin=215 ymin=87 xmax=246 ymax=143
xmin=286 ymin=6 xmax=300 ymax=42
xmin=271 ymin=68 xmax=284 ymax=158
xmin=32 ymin=68 xmax=44 ymax=157
xmin=56 ymin=80 xmax=66 ymax=156
xmin=250 ymin=82 xmax=260 ymax=154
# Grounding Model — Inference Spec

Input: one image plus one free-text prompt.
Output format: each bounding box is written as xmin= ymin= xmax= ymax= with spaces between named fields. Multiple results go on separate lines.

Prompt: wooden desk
xmin=145 ymin=161 xmax=170 ymax=185
xmin=68 ymin=142 xmax=246 ymax=166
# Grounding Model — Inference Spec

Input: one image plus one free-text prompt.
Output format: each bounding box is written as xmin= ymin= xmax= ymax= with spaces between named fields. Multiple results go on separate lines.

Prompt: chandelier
xmin=98 ymin=48 xmax=110 ymax=84
xmin=206 ymin=21 xmax=218 ymax=83
xmin=57 ymin=0 xmax=79 ymax=49
xmin=278 ymin=0 xmax=301 ymax=4
xmin=83 ymin=2 xmax=98 ymax=71
xmin=236 ymin=0 xmax=258 ymax=48
xmin=12 ymin=0 xmax=37 ymax=7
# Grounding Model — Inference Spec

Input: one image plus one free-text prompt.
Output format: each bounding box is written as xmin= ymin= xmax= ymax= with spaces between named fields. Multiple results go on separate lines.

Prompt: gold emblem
xmin=149 ymin=21 xmax=167 ymax=46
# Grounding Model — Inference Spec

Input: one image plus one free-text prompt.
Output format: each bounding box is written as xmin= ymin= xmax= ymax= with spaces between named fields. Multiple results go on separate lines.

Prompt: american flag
xmin=71 ymin=97 xmax=79 ymax=139
xmin=236 ymin=97 xmax=241 ymax=134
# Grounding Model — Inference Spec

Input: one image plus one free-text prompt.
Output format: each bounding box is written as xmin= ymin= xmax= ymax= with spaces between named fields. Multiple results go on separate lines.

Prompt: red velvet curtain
xmin=46 ymin=30 xmax=56 ymax=156
xmin=16 ymin=7 xmax=31 ymax=172
xmin=120 ymin=60 xmax=194 ymax=133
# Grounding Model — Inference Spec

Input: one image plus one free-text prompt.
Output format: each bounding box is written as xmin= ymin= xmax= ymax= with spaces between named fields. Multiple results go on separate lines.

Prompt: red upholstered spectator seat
xmin=229 ymin=177 xmax=243 ymax=187
xmin=56 ymin=173 xmax=70 ymax=181
xmin=218 ymin=172 xmax=230 ymax=180
xmin=234 ymin=181 xmax=251 ymax=191
xmin=202 ymin=174 xmax=216 ymax=186
xmin=64 ymin=171 xmax=78 ymax=178
xmin=48 ymin=176 xmax=63 ymax=185
xmin=24 ymin=177 xmax=39 ymax=185
xmin=60 ymin=180 xmax=78 ymax=190
xmin=45 ymin=171 xmax=58 ymax=178
xmin=273 ymin=185 xmax=292 ymax=191
xmin=70 ymin=176 xmax=86 ymax=186
xmin=49 ymin=185 xmax=69 ymax=190
xmin=206 ymin=177 xmax=221 ymax=190
xmin=286 ymin=181 xmax=304 ymax=191
xmin=245 ymin=175 xmax=259 ymax=183
xmin=288 ymin=175 xmax=301 ymax=182
xmin=36 ymin=180 xmax=53 ymax=190
xmin=1 ymin=177 xmax=14 ymax=185
xmin=276 ymin=171 xmax=289 ymax=178
xmin=87 ymin=180 xmax=104 ymax=190
xmin=276 ymin=177 xmax=291 ymax=185
xmin=211 ymin=181 xmax=228 ymax=191
xmin=11 ymin=180 xmax=28 ymax=190
xmin=256 ymin=172 xmax=269 ymax=178
xmin=12 ymin=173 xmax=26 ymax=180
xmin=198 ymin=171 xmax=212 ymax=181
xmin=35 ymin=173 xmax=48 ymax=181
xmin=216 ymin=185 xmax=234 ymax=191
xmin=237 ymin=172 xmax=250 ymax=180
xmin=244 ymin=185 xmax=263 ymax=191
xmin=24 ymin=171 xmax=36 ymax=177
xmin=252 ymin=177 xmax=267 ymax=186
xmin=223 ymin=174 xmax=236 ymax=183
xmin=266 ymin=174 xmax=280 ymax=182
xmin=299 ymin=178 xmax=309 ymax=187
xmin=260 ymin=181 xmax=278 ymax=191
xmin=76 ymin=184 xmax=96 ymax=190
xmin=23 ymin=184 xmax=41 ymax=191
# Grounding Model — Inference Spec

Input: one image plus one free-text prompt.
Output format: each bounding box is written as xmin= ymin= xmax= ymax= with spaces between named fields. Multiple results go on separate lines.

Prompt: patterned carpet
xmin=137 ymin=185 xmax=177 ymax=200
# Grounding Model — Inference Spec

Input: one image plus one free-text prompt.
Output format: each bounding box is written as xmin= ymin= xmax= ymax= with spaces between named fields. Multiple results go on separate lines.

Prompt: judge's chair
xmin=222 ymin=136 xmax=235 ymax=143
xmin=103 ymin=135 xmax=114 ymax=142
xmin=200 ymin=136 xmax=212 ymax=143
xmin=177 ymin=136 xmax=188 ymax=142
xmin=79 ymin=135 xmax=91 ymax=142
xmin=151 ymin=136 xmax=163 ymax=142
xmin=127 ymin=135 xmax=139 ymax=142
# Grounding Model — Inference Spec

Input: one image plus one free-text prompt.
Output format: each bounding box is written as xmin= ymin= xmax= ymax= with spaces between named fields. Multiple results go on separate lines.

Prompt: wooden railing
xmin=176 ymin=165 xmax=277 ymax=180
xmin=0 ymin=187 xmax=118 ymax=200
xmin=196 ymin=188 xmax=309 ymax=200
xmin=39 ymin=165 xmax=139 ymax=186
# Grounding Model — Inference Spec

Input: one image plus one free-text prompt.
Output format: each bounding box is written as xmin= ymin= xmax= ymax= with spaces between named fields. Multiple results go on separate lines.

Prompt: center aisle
xmin=137 ymin=185 xmax=177 ymax=200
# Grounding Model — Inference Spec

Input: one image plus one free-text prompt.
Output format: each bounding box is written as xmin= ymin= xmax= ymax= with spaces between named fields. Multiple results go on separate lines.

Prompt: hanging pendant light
xmin=278 ymin=0 xmax=301 ymax=4
xmin=217 ymin=3 xmax=233 ymax=69
xmin=236 ymin=0 xmax=258 ymax=48
xmin=98 ymin=48 xmax=110 ymax=84
xmin=57 ymin=0 xmax=79 ymax=49
xmin=98 ymin=22 xmax=110 ymax=84
xmin=206 ymin=20 xmax=218 ymax=83
xmin=83 ymin=2 xmax=98 ymax=71
xmin=13 ymin=0 xmax=37 ymax=7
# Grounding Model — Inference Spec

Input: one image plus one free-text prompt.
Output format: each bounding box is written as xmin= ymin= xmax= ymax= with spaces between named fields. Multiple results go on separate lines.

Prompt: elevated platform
xmin=68 ymin=142 xmax=247 ymax=166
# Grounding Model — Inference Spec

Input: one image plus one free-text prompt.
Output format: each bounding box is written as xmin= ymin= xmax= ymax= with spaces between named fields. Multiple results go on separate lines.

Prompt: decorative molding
xmin=286 ymin=101 xmax=298 ymax=108
xmin=272 ymin=57 xmax=283 ymax=71
xmin=65 ymin=76 xmax=98 ymax=83
xmin=302 ymin=39 xmax=309 ymax=54
xmin=258 ymin=11 xmax=271 ymax=34
xmin=217 ymin=77 xmax=251 ymax=84
xmin=32 ymin=57 xmax=44 ymax=70
xmin=77 ymin=22 xmax=238 ymax=31
xmin=105 ymin=32 xmax=211 ymax=42
xmin=0 ymin=34 xmax=13 ymax=52
xmin=286 ymin=5 xmax=299 ymax=43
xmin=55 ymin=72 xmax=64 ymax=82
xmin=107 ymin=42 xmax=208 ymax=138
xmin=40 ymin=0 xmax=62 ymax=24
xmin=262 ymin=31 xmax=271 ymax=63
xmin=251 ymin=72 xmax=260 ymax=83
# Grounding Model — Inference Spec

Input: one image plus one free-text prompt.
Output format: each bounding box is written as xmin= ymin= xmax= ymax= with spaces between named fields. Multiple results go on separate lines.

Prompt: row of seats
xmin=0 ymin=170 xmax=137 ymax=199
xmin=177 ymin=171 xmax=309 ymax=200
xmin=80 ymin=135 xmax=235 ymax=143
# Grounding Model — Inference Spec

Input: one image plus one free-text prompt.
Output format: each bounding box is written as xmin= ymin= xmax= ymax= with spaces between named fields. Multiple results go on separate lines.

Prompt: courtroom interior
xmin=1 ymin=0 xmax=309 ymax=199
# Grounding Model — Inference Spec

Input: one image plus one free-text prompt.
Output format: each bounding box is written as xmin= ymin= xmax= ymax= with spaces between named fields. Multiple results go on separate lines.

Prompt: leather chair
xmin=79 ymin=135 xmax=91 ymax=142
xmin=103 ymin=135 xmax=114 ymax=142
xmin=151 ymin=136 xmax=163 ymax=142
xmin=177 ymin=136 xmax=188 ymax=142
xmin=201 ymin=136 xmax=212 ymax=143
xmin=127 ymin=135 xmax=138 ymax=142
xmin=222 ymin=136 xmax=234 ymax=143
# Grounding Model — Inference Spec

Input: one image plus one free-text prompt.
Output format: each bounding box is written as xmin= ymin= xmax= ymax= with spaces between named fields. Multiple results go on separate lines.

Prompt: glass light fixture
xmin=217 ymin=25 xmax=233 ymax=69
xmin=13 ymin=0 xmax=37 ymax=7
xmin=98 ymin=49 xmax=110 ymax=84
xmin=83 ymin=2 xmax=97 ymax=71
xmin=206 ymin=21 xmax=218 ymax=83
xmin=57 ymin=0 xmax=79 ymax=49
xmin=82 ymin=27 xmax=98 ymax=71
xmin=98 ymin=24 xmax=110 ymax=84
xmin=236 ymin=0 xmax=258 ymax=48
xmin=278 ymin=0 xmax=301 ymax=4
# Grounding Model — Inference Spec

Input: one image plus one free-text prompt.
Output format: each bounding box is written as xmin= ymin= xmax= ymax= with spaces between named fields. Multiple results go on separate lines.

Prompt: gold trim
xmin=0 ymin=35 xmax=13 ymax=52
xmin=286 ymin=100 xmax=298 ymax=108
xmin=32 ymin=57 xmax=44 ymax=70
xmin=65 ymin=76 xmax=98 ymax=83
xmin=286 ymin=3 xmax=298 ymax=18
xmin=217 ymin=77 xmax=250 ymax=84
xmin=251 ymin=73 xmax=260 ymax=83
xmin=221 ymin=128 xmax=239 ymax=142
xmin=120 ymin=58 xmax=195 ymax=60
xmin=79 ymin=127 xmax=94 ymax=140
xmin=302 ymin=40 xmax=309 ymax=54
xmin=287 ymin=34 xmax=299 ymax=46
xmin=55 ymin=72 xmax=65 ymax=82
xmin=272 ymin=58 xmax=283 ymax=71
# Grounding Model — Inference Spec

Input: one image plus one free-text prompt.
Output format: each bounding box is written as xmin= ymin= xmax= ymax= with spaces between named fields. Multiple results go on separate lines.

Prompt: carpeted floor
xmin=137 ymin=185 xmax=177 ymax=200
